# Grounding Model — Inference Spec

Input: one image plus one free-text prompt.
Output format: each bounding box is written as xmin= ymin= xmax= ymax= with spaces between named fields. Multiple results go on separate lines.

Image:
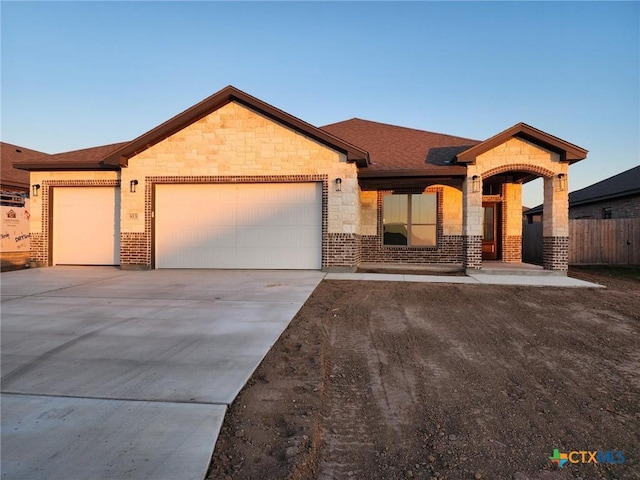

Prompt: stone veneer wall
xmin=359 ymin=186 xmax=465 ymax=265
xmin=465 ymin=137 xmax=569 ymax=271
xmin=119 ymin=101 xmax=361 ymax=270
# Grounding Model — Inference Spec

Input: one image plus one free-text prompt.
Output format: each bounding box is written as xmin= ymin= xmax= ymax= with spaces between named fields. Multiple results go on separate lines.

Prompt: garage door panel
xmin=53 ymin=187 xmax=120 ymax=266
xmin=155 ymin=183 xmax=321 ymax=269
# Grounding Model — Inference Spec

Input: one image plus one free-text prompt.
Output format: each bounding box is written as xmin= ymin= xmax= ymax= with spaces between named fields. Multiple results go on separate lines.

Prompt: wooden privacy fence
xmin=522 ymin=218 xmax=640 ymax=265
xmin=522 ymin=222 xmax=543 ymax=264
xmin=569 ymin=218 xmax=640 ymax=265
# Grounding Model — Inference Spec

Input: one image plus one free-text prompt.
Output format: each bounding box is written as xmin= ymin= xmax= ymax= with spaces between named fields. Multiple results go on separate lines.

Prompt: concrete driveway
xmin=1 ymin=267 xmax=324 ymax=480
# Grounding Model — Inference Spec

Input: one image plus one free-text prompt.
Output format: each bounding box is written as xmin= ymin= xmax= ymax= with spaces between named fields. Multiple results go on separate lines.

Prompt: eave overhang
xmin=358 ymin=167 xmax=467 ymax=178
xmin=13 ymin=162 xmax=120 ymax=172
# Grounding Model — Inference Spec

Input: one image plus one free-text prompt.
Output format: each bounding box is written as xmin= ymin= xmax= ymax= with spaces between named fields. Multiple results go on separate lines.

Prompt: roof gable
xmin=456 ymin=123 xmax=588 ymax=164
xmin=102 ymin=86 xmax=369 ymax=168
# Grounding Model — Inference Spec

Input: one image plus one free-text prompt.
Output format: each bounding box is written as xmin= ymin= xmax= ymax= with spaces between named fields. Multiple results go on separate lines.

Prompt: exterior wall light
xmin=335 ymin=177 xmax=342 ymax=192
xmin=32 ymin=184 xmax=41 ymax=197
xmin=130 ymin=179 xmax=139 ymax=193
xmin=471 ymin=175 xmax=480 ymax=193
xmin=557 ymin=173 xmax=567 ymax=192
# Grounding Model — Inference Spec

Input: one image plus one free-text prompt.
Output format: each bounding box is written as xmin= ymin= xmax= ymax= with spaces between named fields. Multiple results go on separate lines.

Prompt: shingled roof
xmin=526 ymin=165 xmax=640 ymax=215
xmin=13 ymin=142 xmax=128 ymax=171
xmin=1 ymin=142 xmax=50 ymax=189
xmin=321 ymin=118 xmax=478 ymax=177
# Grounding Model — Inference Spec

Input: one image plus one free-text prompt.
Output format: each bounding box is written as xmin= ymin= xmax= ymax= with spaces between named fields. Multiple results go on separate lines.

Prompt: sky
xmin=1 ymin=1 xmax=638 ymax=208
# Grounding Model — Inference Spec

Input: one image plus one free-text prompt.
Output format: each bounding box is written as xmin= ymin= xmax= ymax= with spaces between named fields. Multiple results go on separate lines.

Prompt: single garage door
xmin=53 ymin=187 xmax=121 ymax=265
xmin=155 ymin=183 xmax=322 ymax=269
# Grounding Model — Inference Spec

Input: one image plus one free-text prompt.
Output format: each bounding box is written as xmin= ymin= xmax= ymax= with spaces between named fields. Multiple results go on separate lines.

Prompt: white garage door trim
xmin=154 ymin=183 xmax=322 ymax=269
xmin=53 ymin=186 xmax=121 ymax=266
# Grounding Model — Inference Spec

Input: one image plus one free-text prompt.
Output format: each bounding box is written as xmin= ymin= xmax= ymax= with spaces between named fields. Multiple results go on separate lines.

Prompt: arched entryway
xmin=456 ymin=123 xmax=587 ymax=273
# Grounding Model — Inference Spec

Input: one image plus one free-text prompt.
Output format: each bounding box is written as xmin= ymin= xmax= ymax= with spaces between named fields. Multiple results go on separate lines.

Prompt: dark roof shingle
xmin=1 ymin=142 xmax=50 ymax=189
xmin=526 ymin=165 xmax=640 ymax=215
xmin=13 ymin=142 xmax=129 ymax=171
xmin=321 ymin=118 xmax=478 ymax=175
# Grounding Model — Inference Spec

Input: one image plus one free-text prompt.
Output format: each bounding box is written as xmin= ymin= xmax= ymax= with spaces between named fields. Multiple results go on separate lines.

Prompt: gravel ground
xmin=208 ymin=268 xmax=639 ymax=480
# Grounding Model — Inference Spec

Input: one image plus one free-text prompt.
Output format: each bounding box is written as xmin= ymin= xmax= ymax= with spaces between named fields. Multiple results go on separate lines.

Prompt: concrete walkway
xmin=1 ymin=267 xmax=324 ymax=480
xmin=325 ymin=271 xmax=604 ymax=288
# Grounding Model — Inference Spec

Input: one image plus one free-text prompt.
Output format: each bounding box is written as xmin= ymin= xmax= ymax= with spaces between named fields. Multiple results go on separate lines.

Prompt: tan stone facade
xmin=21 ymin=87 xmax=585 ymax=273
xmin=462 ymin=137 xmax=571 ymax=271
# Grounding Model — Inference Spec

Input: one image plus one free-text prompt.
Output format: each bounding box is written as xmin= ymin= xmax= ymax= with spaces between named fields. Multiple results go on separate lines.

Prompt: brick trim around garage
xmin=119 ymin=174 xmax=335 ymax=270
xmin=33 ymin=180 xmax=121 ymax=266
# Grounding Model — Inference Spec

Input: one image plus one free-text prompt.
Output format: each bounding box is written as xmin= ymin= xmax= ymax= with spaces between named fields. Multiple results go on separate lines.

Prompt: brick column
xmin=463 ymin=175 xmax=483 ymax=270
xmin=324 ymin=233 xmax=360 ymax=272
xmin=542 ymin=174 xmax=569 ymax=272
xmin=502 ymin=183 xmax=522 ymax=262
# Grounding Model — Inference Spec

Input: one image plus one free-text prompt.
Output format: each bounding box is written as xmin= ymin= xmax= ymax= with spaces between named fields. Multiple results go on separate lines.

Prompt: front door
xmin=482 ymin=202 xmax=500 ymax=260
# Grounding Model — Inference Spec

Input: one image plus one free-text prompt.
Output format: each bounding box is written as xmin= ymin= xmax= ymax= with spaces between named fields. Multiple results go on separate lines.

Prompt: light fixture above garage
xmin=32 ymin=184 xmax=41 ymax=197
xmin=130 ymin=179 xmax=139 ymax=193
xmin=335 ymin=178 xmax=342 ymax=192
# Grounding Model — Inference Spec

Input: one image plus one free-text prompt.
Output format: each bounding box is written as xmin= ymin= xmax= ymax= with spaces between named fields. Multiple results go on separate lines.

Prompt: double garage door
xmin=155 ymin=183 xmax=322 ymax=269
xmin=51 ymin=183 xmax=321 ymax=269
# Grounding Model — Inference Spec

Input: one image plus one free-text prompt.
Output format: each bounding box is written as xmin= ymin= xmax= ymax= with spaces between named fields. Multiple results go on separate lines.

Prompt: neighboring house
xmin=525 ymin=165 xmax=640 ymax=221
xmin=1 ymin=143 xmax=50 ymax=267
xmin=1 ymin=142 xmax=49 ymax=195
xmin=14 ymin=86 xmax=588 ymax=272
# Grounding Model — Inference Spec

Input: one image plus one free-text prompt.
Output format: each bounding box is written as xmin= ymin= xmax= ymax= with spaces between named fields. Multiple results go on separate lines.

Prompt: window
xmin=383 ymin=193 xmax=437 ymax=246
xmin=602 ymin=207 xmax=612 ymax=219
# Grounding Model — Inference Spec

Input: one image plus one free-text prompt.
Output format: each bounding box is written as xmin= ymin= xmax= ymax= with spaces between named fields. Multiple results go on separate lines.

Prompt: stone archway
xmin=457 ymin=126 xmax=586 ymax=273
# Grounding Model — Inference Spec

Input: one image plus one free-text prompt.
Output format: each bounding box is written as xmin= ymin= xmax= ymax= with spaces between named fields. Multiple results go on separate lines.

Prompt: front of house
xmin=15 ymin=86 xmax=587 ymax=273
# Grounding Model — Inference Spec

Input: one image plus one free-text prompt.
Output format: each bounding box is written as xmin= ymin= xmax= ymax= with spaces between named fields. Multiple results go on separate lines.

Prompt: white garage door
xmin=155 ymin=183 xmax=322 ymax=269
xmin=53 ymin=187 xmax=120 ymax=265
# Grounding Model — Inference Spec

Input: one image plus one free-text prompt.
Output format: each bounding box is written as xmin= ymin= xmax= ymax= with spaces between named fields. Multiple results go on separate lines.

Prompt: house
xmin=13 ymin=85 xmax=588 ymax=273
xmin=1 ymin=142 xmax=49 ymax=195
xmin=525 ymin=165 xmax=640 ymax=221
xmin=1 ymin=142 xmax=50 ymax=268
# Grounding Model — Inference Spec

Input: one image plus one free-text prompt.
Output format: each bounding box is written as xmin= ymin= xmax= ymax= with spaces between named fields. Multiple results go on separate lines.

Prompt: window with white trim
xmin=383 ymin=193 xmax=437 ymax=246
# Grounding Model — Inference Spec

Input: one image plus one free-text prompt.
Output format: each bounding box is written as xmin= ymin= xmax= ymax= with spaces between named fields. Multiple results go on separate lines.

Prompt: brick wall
xmin=502 ymin=235 xmax=522 ymax=263
xmin=326 ymin=233 xmax=361 ymax=270
xmin=120 ymin=232 xmax=149 ymax=269
xmin=464 ymin=235 xmax=483 ymax=269
xmin=29 ymin=232 xmax=46 ymax=265
xmin=359 ymin=187 xmax=465 ymax=265
xmin=361 ymin=234 xmax=464 ymax=264
xmin=570 ymin=194 xmax=640 ymax=220
xmin=543 ymin=236 xmax=569 ymax=271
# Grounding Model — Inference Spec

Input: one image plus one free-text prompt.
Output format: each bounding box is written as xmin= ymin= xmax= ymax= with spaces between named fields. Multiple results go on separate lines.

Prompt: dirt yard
xmin=208 ymin=268 xmax=640 ymax=480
